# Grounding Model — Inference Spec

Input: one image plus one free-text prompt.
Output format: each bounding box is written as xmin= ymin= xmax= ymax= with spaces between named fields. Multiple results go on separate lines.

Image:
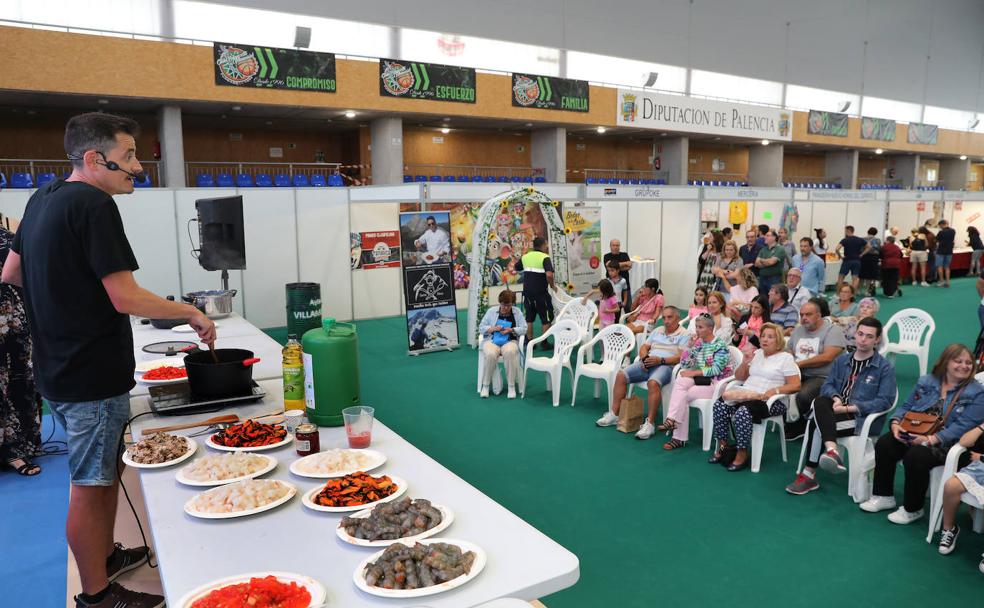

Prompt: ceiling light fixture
xmin=98 ymin=99 xmax=109 ymax=105
xmin=231 ymin=105 xmax=241 ymax=111
xmin=596 ymin=126 xmax=606 ymax=134
xmin=875 ymin=148 xmax=883 ymax=154
xmin=761 ymin=139 xmax=770 ymax=146
xmin=960 ymin=154 xmax=968 ymax=160
xmin=440 ymin=127 xmax=450 ymax=134
xmin=344 ymin=110 xmax=356 ymax=118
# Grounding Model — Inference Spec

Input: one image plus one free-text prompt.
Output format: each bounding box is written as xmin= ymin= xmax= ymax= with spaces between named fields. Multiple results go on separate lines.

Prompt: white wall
xmin=348 ymin=202 xmax=403 ymax=320
xmin=296 ymin=188 xmax=352 ymax=322
xmin=240 ymin=189 xmax=299 ymax=328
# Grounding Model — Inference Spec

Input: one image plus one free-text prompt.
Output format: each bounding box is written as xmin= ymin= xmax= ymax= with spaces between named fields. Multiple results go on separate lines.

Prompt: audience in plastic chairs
xmin=692 ymin=291 xmax=734 ymax=344
xmin=727 ymin=267 xmax=759 ymax=319
xmin=624 ymin=278 xmax=664 ymax=334
xmin=785 ymin=317 xmax=897 ymax=495
xmin=733 ymin=294 xmax=770 ymax=350
xmin=711 ymin=240 xmax=741 ymax=293
xmin=659 ymin=312 xmax=734 ymax=451
xmin=860 ymin=344 xmax=984 ymax=524
xmin=478 ymin=290 xmax=527 ymax=399
xmin=767 ymin=284 xmax=799 ymax=336
xmin=783 ymin=267 xmax=814 ymax=312
xmin=709 ymin=323 xmax=801 ymax=471
xmin=599 ymin=306 xmax=689 ymax=434
xmin=829 ymin=282 xmax=860 ymax=319
xmin=688 ymin=286 xmax=709 ymax=321
xmin=838 ymin=297 xmax=880 ymax=352
xmin=935 ymin=424 xmax=984 ymax=564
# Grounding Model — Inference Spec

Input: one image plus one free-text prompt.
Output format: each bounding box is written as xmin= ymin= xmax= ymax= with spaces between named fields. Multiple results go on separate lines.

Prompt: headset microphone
xmin=66 ymin=152 xmax=147 ymax=182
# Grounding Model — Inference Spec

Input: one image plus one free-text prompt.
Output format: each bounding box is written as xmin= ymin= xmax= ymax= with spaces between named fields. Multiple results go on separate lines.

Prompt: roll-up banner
xmin=213 ymin=42 xmax=336 ymax=92
xmin=399 ymin=211 xmax=460 ymax=354
xmin=379 ymin=59 xmax=476 ymax=103
xmin=512 ymin=73 xmax=589 ymax=112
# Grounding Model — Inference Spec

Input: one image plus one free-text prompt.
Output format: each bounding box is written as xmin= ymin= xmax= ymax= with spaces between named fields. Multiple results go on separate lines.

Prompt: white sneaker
xmin=635 ymin=420 xmax=655 ymax=440
xmin=507 ymin=386 xmax=517 ymax=399
xmin=922 ymin=281 xmax=930 ymax=287
xmin=596 ymin=412 xmax=618 ymax=427
xmin=859 ymin=495 xmax=897 ymax=513
xmin=887 ymin=507 xmax=924 ymax=524
xmin=480 ymin=385 xmax=489 ymax=398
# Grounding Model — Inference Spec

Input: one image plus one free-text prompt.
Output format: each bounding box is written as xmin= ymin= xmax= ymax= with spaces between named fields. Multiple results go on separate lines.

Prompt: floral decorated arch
xmin=466 ymin=187 xmax=569 ymax=346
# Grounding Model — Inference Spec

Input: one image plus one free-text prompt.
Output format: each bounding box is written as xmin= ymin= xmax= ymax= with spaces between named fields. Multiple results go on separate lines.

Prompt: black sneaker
xmin=75 ymin=583 xmax=164 ymax=608
xmin=939 ymin=525 xmax=960 ymax=555
xmin=106 ymin=543 xmax=150 ymax=583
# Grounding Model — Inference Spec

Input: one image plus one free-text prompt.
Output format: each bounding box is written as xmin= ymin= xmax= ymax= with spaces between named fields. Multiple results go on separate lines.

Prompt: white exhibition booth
xmin=0 ymin=184 xmax=975 ymax=332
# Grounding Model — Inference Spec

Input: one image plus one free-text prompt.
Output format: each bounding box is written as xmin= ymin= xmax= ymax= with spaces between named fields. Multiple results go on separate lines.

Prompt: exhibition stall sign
xmin=399 ymin=211 xmax=461 ymax=354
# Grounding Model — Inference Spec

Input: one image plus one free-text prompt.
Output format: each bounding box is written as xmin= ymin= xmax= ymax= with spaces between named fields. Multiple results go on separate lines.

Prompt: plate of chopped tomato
xmin=177 ymin=572 xmax=325 ymax=608
xmin=136 ymin=365 xmax=189 ymax=385
xmin=301 ymin=471 xmax=407 ymax=513
xmin=207 ymin=419 xmax=293 ymax=452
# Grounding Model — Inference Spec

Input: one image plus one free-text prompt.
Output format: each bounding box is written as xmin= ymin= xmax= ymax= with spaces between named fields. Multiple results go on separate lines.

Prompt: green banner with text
xmin=379 ymin=59 xmax=476 ymax=103
xmin=213 ymin=42 xmax=336 ymax=92
xmin=511 ymin=73 xmax=589 ymax=112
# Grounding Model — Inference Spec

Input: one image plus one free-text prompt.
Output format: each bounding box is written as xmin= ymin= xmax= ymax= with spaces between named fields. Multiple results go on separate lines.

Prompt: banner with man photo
xmin=399 ymin=211 xmax=460 ymax=354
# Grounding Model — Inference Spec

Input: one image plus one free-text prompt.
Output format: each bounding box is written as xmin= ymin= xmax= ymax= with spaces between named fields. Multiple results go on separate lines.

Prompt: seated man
xmin=786 ymin=317 xmax=897 ymax=495
xmin=768 ymin=284 xmax=798 ymax=336
xmin=784 ymin=268 xmax=813 ymax=311
xmin=598 ymin=306 xmax=689 ymax=439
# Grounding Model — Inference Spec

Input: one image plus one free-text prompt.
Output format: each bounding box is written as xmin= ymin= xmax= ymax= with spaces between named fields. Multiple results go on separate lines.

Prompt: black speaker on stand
xmin=193 ymin=195 xmax=247 ymax=290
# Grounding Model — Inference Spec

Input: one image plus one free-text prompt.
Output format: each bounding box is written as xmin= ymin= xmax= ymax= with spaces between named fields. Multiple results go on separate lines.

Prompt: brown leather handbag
xmin=898 ymin=383 xmax=968 ymax=436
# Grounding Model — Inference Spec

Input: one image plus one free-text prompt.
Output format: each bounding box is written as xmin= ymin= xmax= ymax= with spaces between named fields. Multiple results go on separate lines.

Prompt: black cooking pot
xmin=183 ymin=347 xmax=260 ymax=398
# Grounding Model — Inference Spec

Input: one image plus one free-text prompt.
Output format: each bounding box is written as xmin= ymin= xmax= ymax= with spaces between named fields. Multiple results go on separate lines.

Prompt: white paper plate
xmin=175 ymin=453 xmax=277 ymax=487
xmin=122 ymin=436 xmax=197 ymax=469
xmin=184 ymin=479 xmax=297 ymax=519
xmin=289 ymin=448 xmax=386 ymax=479
xmin=206 ymin=432 xmax=293 ymax=452
xmin=353 ymin=538 xmax=486 ymax=598
xmin=172 ymin=322 xmax=220 ymax=333
xmin=336 ymin=503 xmax=454 ymax=547
xmin=301 ymin=475 xmax=407 ymax=513
xmin=175 ymin=571 xmax=325 ymax=608
xmin=134 ymin=357 xmax=185 ymax=374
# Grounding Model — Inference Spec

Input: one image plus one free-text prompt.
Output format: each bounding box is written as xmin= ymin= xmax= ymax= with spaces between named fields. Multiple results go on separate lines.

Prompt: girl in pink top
xmin=625 ymin=278 xmax=664 ymax=334
xmin=689 ymin=286 xmax=709 ymax=321
xmin=582 ymin=278 xmax=620 ymax=328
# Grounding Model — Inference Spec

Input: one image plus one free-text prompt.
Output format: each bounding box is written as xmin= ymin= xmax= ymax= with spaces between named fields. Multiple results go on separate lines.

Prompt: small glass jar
xmin=295 ymin=423 xmax=320 ymax=456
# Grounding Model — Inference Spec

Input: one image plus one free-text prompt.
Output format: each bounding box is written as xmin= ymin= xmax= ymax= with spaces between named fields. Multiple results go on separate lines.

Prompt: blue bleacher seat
xmin=510 ymin=176 xmax=521 ymax=182
xmin=293 ymin=174 xmax=310 ymax=187
xmin=36 ymin=172 xmax=56 ymax=187
xmin=216 ymin=173 xmax=234 ymax=187
xmin=274 ymin=174 xmax=291 ymax=187
xmin=457 ymin=175 xmax=471 ymax=182
xmin=255 ymin=174 xmax=273 ymax=187
xmin=236 ymin=173 xmax=253 ymax=187
xmin=586 ymin=177 xmax=598 ymax=184
xmin=11 ymin=173 xmax=33 ymax=188
xmin=328 ymin=174 xmax=345 ymax=187
xmin=429 ymin=175 xmax=442 ymax=182
xmin=0 ymin=172 xmax=6 ymax=188
xmin=197 ymin=173 xmax=215 ymax=187
xmin=484 ymin=176 xmax=496 ymax=183
xmin=414 ymin=175 xmax=427 ymax=182
xmin=496 ymin=176 xmax=508 ymax=183
xmin=310 ymin=174 xmax=327 ymax=187
xmin=473 ymin=175 xmax=484 ymax=182
xmin=134 ymin=174 xmax=152 ymax=188
xmin=534 ymin=176 xmax=546 ymax=183
xmin=403 ymin=175 xmax=413 ymax=183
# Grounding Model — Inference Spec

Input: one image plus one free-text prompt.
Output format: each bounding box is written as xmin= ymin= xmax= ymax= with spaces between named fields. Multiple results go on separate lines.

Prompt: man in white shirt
xmin=414 ymin=216 xmax=451 ymax=263
xmin=784 ymin=268 xmax=813 ymax=312
xmin=598 ymin=306 xmax=689 ymax=439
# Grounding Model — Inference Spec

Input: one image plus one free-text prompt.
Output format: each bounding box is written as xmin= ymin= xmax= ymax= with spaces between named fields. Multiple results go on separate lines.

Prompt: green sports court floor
xmin=265 ymin=278 xmax=983 ymax=607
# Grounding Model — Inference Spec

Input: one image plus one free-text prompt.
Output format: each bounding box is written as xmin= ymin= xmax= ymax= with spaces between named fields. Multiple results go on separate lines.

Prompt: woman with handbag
xmin=658 ymin=312 xmax=733 ymax=451
xmin=478 ymin=289 xmax=527 ymax=399
xmin=860 ymin=344 xmax=984 ymax=523
xmin=709 ymin=323 xmax=801 ymax=471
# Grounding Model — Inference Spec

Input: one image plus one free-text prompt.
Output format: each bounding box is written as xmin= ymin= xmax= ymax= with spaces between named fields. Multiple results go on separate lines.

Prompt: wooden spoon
xmin=143 ymin=413 xmax=239 ymax=435
xmin=207 ymin=340 xmax=219 ymax=364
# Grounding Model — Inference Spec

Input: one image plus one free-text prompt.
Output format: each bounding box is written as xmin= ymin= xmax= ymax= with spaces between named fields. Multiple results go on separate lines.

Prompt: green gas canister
xmin=302 ymin=318 xmax=360 ymax=426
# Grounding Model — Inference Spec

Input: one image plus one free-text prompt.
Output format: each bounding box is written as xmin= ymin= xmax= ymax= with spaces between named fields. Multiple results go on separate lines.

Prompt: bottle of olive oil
xmin=282 ymin=334 xmax=305 ymax=411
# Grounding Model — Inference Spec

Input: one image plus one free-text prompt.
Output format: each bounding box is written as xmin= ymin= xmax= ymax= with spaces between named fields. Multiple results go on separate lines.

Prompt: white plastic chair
xmin=688 ymin=346 xmax=744 ymax=451
xmin=549 ymin=285 xmax=573 ymax=318
xmin=475 ymin=333 xmax=526 ymax=395
xmin=521 ymin=319 xmax=581 ymax=407
xmin=796 ymin=390 xmax=898 ymax=503
xmin=719 ymin=378 xmax=789 ymax=472
xmin=571 ymin=324 xmax=636 ymax=409
xmin=556 ymin=298 xmax=598 ymax=346
xmin=926 ymin=444 xmax=984 ymax=543
xmin=879 ymin=308 xmax=935 ymax=377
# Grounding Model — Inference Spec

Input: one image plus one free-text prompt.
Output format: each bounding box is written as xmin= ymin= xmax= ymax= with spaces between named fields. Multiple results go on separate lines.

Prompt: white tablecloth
xmin=129 ymin=380 xmax=580 ymax=606
xmin=628 ymin=259 xmax=659 ymax=294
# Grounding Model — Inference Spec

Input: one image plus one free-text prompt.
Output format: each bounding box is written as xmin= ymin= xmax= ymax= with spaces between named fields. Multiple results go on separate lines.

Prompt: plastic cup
xmin=284 ymin=409 xmax=306 ymax=435
xmin=343 ymin=406 xmax=374 ymax=449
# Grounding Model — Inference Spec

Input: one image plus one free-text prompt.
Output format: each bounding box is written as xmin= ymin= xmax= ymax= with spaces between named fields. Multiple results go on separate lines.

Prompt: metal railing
xmin=687 ymin=171 xmax=748 ymax=184
xmin=580 ymin=168 xmax=669 ymax=183
xmin=185 ymin=162 xmax=347 ymax=187
xmin=0 ymin=158 xmax=163 ymax=186
xmin=403 ymin=164 xmax=544 ymax=180
xmin=783 ymin=175 xmax=841 ymax=187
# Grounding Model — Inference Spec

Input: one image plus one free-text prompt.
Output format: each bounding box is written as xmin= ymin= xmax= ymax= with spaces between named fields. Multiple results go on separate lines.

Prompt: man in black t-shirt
xmin=603 ymin=239 xmax=633 ymax=296
xmin=934 ymin=219 xmax=956 ymax=288
xmin=2 ymin=113 xmax=215 ymax=608
xmin=835 ymin=225 xmax=867 ymax=289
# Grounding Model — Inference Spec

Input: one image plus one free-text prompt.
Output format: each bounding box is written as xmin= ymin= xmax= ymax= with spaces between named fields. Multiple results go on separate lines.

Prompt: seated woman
xmin=478 ymin=290 xmax=528 ymax=399
xmin=625 ymin=278 xmax=664 ymax=334
xmin=727 ymin=268 xmax=759 ymax=319
xmin=840 ymin=296 xmax=880 ymax=351
xmin=688 ymin=286 xmax=709 ymax=322
xmin=690 ymin=291 xmax=734 ymax=344
xmin=659 ymin=313 xmax=733 ymax=450
xmin=829 ymin=282 xmax=860 ymax=320
xmin=734 ymin=294 xmax=770 ymax=350
xmin=935 ymin=423 xmax=984 ymax=563
xmin=860 ymin=344 xmax=984 ymax=523
xmin=709 ymin=323 xmax=802 ymax=471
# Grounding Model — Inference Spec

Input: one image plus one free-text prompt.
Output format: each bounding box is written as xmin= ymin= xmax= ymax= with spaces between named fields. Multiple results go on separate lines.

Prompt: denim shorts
xmin=48 ymin=394 xmax=131 ymax=486
xmin=623 ymin=361 xmax=673 ymax=386
xmin=840 ymin=259 xmax=861 ymax=278
xmin=936 ymin=253 xmax=953 ymax=268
